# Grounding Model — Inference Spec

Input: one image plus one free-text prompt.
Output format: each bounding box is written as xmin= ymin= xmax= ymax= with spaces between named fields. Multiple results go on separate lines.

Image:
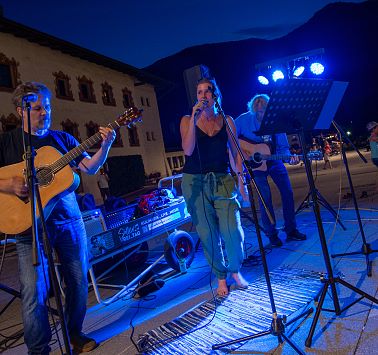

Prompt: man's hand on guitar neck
xmin=99 ymin=127 xmax=116 ymax=148
xmin=0 ymin=176 xmax=28 ymax=197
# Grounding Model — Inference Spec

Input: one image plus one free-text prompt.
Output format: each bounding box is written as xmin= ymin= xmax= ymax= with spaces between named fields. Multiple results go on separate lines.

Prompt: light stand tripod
xmin=258 ymin=78 xmax=377 ymax=348
xmin=295 ymin=147 xmax=346 ymax=230
xmin=296 ymin=189 xmax=346 ymax=230
xmin=209 ymin=87 xmax=309 ymax=354
xmin=22 ymin=97 xmax=72 ymax=354
xmin=330 ymin=120 xmax=378 ymax=277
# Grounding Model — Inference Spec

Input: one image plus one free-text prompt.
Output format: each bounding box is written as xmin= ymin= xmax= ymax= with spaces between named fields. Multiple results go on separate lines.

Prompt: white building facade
xmin=0 ymin=15 xmax=169 ymax=203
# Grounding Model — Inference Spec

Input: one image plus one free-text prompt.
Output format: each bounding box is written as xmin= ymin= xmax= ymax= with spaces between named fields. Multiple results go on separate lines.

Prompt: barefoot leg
xmin=217 ymin=279 xmax=229 ymax=296
xmin=231 ymin=272 xmax=248 ymax=288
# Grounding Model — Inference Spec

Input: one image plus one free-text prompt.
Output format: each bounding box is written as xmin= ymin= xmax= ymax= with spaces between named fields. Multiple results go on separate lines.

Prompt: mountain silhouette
xmin=145 ymin=1 xmax=378 ymax=150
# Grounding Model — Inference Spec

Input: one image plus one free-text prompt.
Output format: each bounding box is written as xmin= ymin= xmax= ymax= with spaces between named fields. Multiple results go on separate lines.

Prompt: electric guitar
xmin=0 ymin=107 xmax=142 ymax=235
xmin=239 ymin=137 xmax=323 ymax=172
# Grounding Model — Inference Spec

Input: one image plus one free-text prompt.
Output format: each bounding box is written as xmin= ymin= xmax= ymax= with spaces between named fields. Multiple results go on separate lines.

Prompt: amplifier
xmin=104 ymin=204 xmax=136 ymax=230
xmin=82 ymin=209 xmax=107 ymax=238
xmin=88 ymin=197 xmax=191 ymax=263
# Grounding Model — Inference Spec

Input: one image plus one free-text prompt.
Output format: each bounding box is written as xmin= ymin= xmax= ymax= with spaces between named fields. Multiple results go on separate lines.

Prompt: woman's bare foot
xmin=231 ymin=272 xmax=248 ymax=288
xmin=217 ymin=279 xmax=229 ymax=296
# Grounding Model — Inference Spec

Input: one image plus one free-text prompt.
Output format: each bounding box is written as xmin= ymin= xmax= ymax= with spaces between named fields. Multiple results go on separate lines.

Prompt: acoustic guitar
xmin=239 ymin=137 xmax=323 ymax=172
xmin=0 ymin=107 xmax=142 ymax=235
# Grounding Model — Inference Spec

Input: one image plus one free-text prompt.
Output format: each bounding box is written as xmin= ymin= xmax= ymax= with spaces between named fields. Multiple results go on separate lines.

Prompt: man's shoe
xmin=70 ymin=333 xmax=98 ymax=353
xmin=268 ymin=235 xmax=283 ymax=247
xmin=286 ymin=229 xmax=306 ymax=241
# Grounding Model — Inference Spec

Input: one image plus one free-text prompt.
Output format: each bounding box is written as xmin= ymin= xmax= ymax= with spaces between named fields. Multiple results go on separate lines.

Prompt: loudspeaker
xmin=81 ymin=209 xmax=107 ymax=238
xmin=183 ymin=64 xmax=212 ymax=109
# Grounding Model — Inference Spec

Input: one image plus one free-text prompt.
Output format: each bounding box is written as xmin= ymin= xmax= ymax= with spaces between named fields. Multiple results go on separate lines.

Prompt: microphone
xmin=193 ymin=99 xmax=208 ymax=122
xmin=22 ymin=93 xmax=38 ymax=103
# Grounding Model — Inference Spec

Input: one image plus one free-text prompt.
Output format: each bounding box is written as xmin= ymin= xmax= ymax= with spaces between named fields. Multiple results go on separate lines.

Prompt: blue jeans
xmin=182 ymin=173 xmax=244 ymax=279
xmin=253 ymin=161 xmax=296 ymax=237
xmin=15 ymin=218 xmax=89 ymax=354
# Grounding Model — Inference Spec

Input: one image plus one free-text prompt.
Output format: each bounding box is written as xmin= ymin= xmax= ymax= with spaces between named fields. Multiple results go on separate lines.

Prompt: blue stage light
xmin=293 ymin=65 xmax=305 ymax=77
xmin=272 ymin=70 xmax=284 ymax=82
xmin=310 ymin=62 xmax=324 ymax=75
xmin=258 ymin=75 xmax=269 ymax=85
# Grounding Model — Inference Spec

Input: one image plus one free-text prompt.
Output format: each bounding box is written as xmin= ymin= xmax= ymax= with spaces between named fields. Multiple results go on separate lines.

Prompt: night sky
xmin=0 ymin=0 xmax=366 ymax=68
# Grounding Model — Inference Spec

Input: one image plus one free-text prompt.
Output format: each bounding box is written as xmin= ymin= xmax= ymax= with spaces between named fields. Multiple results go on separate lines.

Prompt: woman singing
xmin=180 ymin=78 xmax=247 ymax=296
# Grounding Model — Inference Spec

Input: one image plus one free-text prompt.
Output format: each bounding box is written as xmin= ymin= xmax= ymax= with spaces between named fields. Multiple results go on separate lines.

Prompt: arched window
xmin=53 ymin=71 xmax=74 ymax=100
xmin=122 ymin=87 xmax=134 ymax=108
xmin=102 ymin=82 xmax=116 ymax=106
xmin=0 ymin=113 xmax=22 ymax=132
xmin=0 ymin=52 xmax=20 ymax=92
xmin=77 ymin=75 xmax=96 ymax=103
xmin=61 ymin=118 xmax=81 ymax=141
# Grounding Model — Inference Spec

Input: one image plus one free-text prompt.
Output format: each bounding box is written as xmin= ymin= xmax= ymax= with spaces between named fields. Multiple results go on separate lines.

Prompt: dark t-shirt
xmin=0 ymin=128 xmax=90 ymax=222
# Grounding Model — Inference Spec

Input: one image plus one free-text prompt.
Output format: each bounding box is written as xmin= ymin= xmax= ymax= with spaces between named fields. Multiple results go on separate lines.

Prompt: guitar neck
xmin=261 ymin=153 xmax=303 ymax=161
xmin=51 ymin=121 xmax=120 ymax=173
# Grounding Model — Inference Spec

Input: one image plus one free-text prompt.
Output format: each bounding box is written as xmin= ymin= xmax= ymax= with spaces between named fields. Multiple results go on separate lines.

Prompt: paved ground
xmin=1 ymin=151 xmax=377 ymax=354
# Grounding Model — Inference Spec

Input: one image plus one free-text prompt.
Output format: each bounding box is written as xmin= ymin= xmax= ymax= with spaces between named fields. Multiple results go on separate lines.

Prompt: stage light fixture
xmin=293 ymin=65 xmax=305 ymax=77
xmin=258 ymin=75 xmax=269 ymax=85
xmin=255 ymin=49 xmax=325 ymax=85
xmin=272 ymin=70 xmax=284 ymax=82
xmin=310 ymin=62 xmax=325 ymax=75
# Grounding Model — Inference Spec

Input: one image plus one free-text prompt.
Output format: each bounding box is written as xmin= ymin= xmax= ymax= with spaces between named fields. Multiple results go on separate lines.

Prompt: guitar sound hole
xmin=36 ymin=167 xmax=54 ymax=187
xmin=253 ymin=153 xmax=262 ymax=163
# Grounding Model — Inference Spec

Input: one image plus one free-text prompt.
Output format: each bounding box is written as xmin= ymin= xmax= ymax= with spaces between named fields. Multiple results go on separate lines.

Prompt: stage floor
xmin=1 ymin=151 xmax=377 ymax=354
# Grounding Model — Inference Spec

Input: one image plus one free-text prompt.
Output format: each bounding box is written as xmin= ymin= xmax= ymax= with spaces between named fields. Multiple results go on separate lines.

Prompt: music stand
xmin=257 ymin=78 xmax=378 ymax=348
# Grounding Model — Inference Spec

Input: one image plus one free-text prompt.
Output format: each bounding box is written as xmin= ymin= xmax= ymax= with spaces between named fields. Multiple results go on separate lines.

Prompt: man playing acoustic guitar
xmin=0 ymin=82 xmax=116 ymax=353
xmin=235 ymin=94 xmax=306 ymax=247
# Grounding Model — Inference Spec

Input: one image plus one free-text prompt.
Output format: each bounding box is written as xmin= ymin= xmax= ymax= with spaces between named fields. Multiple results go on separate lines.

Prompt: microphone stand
xmin=210 ymin=93 xmax=310 ymax=354
xmin=330 ymin=120 xmax=378 ymax=276
xmin=22 ymin=99 xmax=72 ymax=354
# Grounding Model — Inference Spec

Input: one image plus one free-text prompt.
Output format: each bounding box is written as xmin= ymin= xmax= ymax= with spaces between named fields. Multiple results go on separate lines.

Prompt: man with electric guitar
xmin=0 ymin=82 xmax=140 ymax=353
xmin=235 ymin=94 xmax=307 ymax=247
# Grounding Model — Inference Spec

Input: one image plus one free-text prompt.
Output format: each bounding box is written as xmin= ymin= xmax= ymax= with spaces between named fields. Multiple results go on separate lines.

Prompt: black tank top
xmin=183 ymin=124 xmax=229 ymax=174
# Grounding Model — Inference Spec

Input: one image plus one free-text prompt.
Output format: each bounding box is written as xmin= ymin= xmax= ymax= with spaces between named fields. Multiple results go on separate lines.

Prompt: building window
xmin=61 ymin=118 xmax=81 ymax=141
xmin=85 ymin=121 xmax=101 ymax=149
xmin=127 ymin=126 xmax=140 ymax=146
xmin=0 ymin=53 xmax=20 ymax=92
xmin=172 ymin=157 xmax=179 ymax=169
xmin=101 ymin=82 xmax=116 ymax=106
xmin=122 ymin=87 xmax=134 ymax=108
xmin=140 ymin=96 xmax=144 ymax=106
xmin=178 ymin=156 xmax=184 ymax=167
xmin=53 ymin=71 xmax=74 ymax=100
xmin=151 ymin=131 xmax=156 ymax=141
xmin=146 ymin=131 xmax=151 ymax=141
xmin=78 ymin=75 xmax=96 ymax=103
xmin=0 ymin=113 xmax=22 ymax=132
xmin=167 ymin=157 xmax=172 ymax=170
xmin=146 ymin=97 xmax=150 ymax=107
